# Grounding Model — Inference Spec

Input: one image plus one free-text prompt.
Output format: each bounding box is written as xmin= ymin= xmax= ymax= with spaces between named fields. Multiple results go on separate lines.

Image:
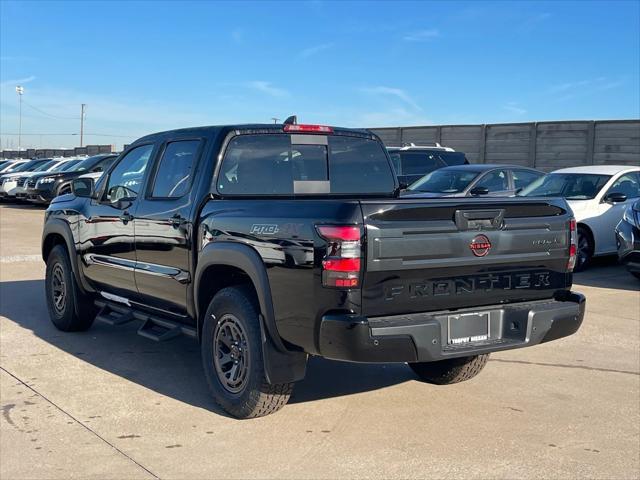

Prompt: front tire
xmin=45 ymin=245 xmax=95 ymax=331
xmin=201 ymin=286 xmax=294 ymax=418
xmin=575 ymin=227 xmax=594 ymax=272
xmin=409 ymin=354 xmax=489 ymax=385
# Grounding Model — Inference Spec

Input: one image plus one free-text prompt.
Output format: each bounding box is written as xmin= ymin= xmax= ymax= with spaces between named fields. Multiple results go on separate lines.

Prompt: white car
xmin=520 ymin=165 xmax=640 ymax=270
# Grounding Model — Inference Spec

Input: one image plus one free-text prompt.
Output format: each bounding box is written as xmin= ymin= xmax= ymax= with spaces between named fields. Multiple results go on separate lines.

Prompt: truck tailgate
xmin=360 ymin=197 xmax=572 ymax=317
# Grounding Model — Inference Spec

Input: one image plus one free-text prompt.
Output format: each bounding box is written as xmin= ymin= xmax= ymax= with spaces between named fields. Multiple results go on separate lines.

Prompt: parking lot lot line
xmin=1 ymin=366 xmax=160 ymax=479
xmin=0 ymin=254 xmax=42 ymax=263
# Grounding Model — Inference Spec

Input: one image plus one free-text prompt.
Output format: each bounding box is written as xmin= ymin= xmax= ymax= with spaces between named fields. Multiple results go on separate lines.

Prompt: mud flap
xmin=258 ymin=314 xmax=307 ymax=384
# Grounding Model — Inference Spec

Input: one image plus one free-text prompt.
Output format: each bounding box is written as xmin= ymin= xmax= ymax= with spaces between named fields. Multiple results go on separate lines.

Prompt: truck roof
xmin=134 ymin=124 xmax=375 ymax=144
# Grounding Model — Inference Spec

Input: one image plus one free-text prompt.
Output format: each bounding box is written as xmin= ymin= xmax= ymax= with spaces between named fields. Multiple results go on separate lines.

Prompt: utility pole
xmin=80 ymin=103 xmax=86 ymax=147
xmin=16 ymin=86 xmax=24 ymax=154
xmin=271 ymin=117 xmax=279 ymax=124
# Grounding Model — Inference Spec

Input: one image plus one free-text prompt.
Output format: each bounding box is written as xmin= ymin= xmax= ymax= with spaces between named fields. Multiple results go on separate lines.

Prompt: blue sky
xmin=1 ymin=0 xmax=639 ymax=149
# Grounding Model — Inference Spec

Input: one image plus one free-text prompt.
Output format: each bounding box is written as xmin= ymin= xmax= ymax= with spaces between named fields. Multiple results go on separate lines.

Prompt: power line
xmin=20 ymin=99 xmax=80 ymax=120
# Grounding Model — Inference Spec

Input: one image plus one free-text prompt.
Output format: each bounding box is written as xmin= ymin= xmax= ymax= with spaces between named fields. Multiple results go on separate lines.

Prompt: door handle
xmin=120 ymin=211 xmax=133 ymax=224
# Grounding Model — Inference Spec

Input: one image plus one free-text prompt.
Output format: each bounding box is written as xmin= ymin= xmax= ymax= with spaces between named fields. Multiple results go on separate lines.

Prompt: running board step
xmin=95 ymin=305 xmax=135 ymax=326
xmin=137 ymin=318 xmax=182 ymax=342
xmin=94 ymin=300 xmax=197 ymax=341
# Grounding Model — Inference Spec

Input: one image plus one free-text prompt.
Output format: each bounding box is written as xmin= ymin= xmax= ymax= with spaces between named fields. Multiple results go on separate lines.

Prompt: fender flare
xmin=194 ymin=241 xmax=307 ymax=384
xmin=194 ymin=241 xmax=284 ymax=350
xmin=41 ymin=218 xmax=94 ymax=294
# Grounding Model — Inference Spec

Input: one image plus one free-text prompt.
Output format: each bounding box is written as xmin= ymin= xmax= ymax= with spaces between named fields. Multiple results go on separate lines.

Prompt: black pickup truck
xmin=42 ymin=123 xmax=585 ymax=418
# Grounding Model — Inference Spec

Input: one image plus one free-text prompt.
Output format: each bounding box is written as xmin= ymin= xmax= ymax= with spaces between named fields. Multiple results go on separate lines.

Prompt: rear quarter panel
xmin=198 ymin=199 xmax=363 ymax=353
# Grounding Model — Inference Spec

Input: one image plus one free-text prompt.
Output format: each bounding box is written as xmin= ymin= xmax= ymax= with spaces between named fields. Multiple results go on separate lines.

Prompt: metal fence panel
xmin=369 ymin=120 xmax=640 ymax=171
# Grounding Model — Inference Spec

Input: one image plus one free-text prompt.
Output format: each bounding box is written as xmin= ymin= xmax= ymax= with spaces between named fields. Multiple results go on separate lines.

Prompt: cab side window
xmin=104 ymin=145 xmax=154 ymax=203
xmin=608 ymin=172 xmax=640 ymax=199
xmin=150 ymin=140 xmax=201 ymax=198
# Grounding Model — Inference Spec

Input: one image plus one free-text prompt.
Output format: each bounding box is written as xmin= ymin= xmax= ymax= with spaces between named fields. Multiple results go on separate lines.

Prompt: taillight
xmin=567 ymin=218 xmax=577 ymax=271
xmin=283 ymin=124 xmax=333 ymax=134
xmin=316 ymin=225 xmax=362 ymax=288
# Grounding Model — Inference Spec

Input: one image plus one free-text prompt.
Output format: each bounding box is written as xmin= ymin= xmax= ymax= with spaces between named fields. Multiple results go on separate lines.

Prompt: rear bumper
xmin=318 ymin=292 xmax=586 ymax=363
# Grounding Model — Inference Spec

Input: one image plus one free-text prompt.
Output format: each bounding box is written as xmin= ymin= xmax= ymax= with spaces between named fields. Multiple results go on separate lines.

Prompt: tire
xmin=45 ymin=245 xmax=96 ymax=331
xmin=575 ymin=226 xmax=594 ymax=272
xmin=409 ymin=354 xmax=489 ymax=385
xmin=201 ymin=286 xmax=294 ymax=419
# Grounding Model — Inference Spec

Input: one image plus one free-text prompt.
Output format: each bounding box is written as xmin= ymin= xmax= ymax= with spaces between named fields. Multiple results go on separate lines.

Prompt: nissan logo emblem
xmin=470 ymin=234 xmax=491 ymax=257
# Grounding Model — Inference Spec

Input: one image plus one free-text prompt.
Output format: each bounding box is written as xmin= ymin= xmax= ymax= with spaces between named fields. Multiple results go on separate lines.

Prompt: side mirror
xmin=603 ymin=191 xmax=627 ymax=204
xmin=71 ymin=177 xmax=94 ymax=198
xmin=470 ymin=186 xmax=490 ymax=196
xmin=398 ymin=181 xmax=409 ymax=190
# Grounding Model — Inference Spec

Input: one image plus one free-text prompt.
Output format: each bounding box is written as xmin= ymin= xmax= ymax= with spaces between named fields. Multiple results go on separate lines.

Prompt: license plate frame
xmin=447 ymin=312 xmax=490 ymax=345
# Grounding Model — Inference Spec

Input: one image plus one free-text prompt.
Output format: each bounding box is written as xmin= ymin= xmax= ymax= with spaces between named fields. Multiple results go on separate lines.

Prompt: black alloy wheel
xmin=213 ymin=314 xmax=250 ymax=394
xmin=50 ymin=263 xmax=67 ymax=316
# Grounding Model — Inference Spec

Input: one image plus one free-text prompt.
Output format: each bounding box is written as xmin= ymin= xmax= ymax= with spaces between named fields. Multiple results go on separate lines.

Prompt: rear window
xmin=388 ymin=151 xmax=445 ymax=176
xmin=217 ymin=134 xmax=395 ymax=195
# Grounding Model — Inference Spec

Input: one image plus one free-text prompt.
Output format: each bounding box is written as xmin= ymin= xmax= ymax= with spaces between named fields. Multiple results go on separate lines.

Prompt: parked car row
xmin=0 ymin=154 xmax=117 ymax=204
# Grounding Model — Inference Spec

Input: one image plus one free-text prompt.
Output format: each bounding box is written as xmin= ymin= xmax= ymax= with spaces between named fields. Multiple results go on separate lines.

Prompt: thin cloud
xmin=0 ymin=75 xmax=36 ymax=87
xmin=502 ymin=102 xmax=527 ymax=116
xmin=298 ymin=43 xmax=334 ymax=59
xmin=549 ymin=79 xmax=594 ymax=94
xmin=245 ymin=81 xmax=289 ymax=98
xmin=357 ymin=108 xmax=430 ymax=128
xmin=548 ymin=77 xmax=626 ymax=101
xmin=403 ymin=29 xmax=439 ymax=42
xmin=361 ymin=86 xmax=422 ymax=111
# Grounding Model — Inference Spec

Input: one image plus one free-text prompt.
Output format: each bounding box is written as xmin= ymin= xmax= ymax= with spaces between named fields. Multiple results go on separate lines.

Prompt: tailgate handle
xmin=455 ymin=209 xmax=505 ymax=231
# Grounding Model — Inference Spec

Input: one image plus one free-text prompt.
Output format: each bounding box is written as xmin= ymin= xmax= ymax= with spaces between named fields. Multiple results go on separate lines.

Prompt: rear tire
xmin=409 ymin=354 xmax=489 ymax=385
xmin=45 ymin=245 xmax=96 ymax=331
xmin=201 ymin=286 xmax=294 ymax=418
xmin=575 ymin=227 xmax=594 ymax=272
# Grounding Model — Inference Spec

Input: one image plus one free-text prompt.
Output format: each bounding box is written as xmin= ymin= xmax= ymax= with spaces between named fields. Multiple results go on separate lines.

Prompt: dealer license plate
xmin=447 ymin=312 xmax=490 ymax=345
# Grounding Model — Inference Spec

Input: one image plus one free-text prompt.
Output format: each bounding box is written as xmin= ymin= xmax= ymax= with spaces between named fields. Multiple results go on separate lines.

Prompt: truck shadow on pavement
xmin=0 ymin=279 xmax=415 ymax=414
